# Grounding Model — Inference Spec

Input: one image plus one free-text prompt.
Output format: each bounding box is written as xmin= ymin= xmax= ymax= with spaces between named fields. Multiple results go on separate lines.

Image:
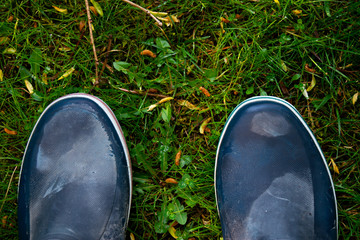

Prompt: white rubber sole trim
xmin=18 ymin=93 xmax=133 ymax=225
xmin=214 ymin=96 xmax=338 ymax=237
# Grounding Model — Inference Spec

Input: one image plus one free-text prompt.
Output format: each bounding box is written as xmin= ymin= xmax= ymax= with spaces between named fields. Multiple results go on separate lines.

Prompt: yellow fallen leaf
xmin=59 ymin=47 xmax=71 ymax=52
xmin=42 ymin=73 xmax=48 ymax=85
xmin=0 ymin=69 xmax=3 ymax=82
xmin=158 ymin=97 xmax=173 ymax=104
xmin=53 ymin=5 xmax=68 ymax=14
xmin=147 ymin=97 xmax=173 ymax=111
xmin=200 ymin=117 xmax=212 ymax=134
xmin=168 ymin=226 xmax=178 ymax=239
xmin=4 ymin=128 xmax=17 ymax=135
xmin=186 ymin=64 xmax=195 ymax=75
xmin=130 ymin=233 xmax=135 ymax=240
xmin=177 ymin=100 xmax=198 ymax=110
xmin=220 ymin=22 xmax=225 ymax=34
xmin=147 ymin=104 xmax=158 ymax=112
xmin=292 ymin=9 xmax=302 ymax=15
xmin=352 ymin=92 xmax=359 ymax=105
xmin=330 ymin=158 xmax=339 ymax=174
xmin=274 ymin=0 xmax=280 ymax=5
xmin=3 ymin=48 xmax=16 ymax=54
xmin=90 ymin=0 xmax=104 ymax=17
xmin=149 ymin=11 xmax=168 ymax=17
xmin=25 ymin=80 xmax=34 ymax=94
xmin=281 ymin=60 xmax=288 ymax=72
xmin=306 ymin=74 xmax=316 ymax=92
xmin=90 ymin=77 xmax=96 ymax=85
xmin=58 ymin=67 xmax=75 ymax=80
xmin=157 ymin=15 xmax=180 ymax=27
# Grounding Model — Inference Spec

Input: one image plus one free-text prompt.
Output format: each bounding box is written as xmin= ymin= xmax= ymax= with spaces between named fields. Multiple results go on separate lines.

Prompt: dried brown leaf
xmin=177 ymin=100 xmax=199 ymax=110
xmin=220 ymin=17 xmax=230 ymax=23
xmin=90 ymin=6 xmax=98 ymax=16
xmin=305 ymin=63 xmax=316 ymax=73
xmin=53 ymin=5 xmax=68 ymax=14
xmin=4 ymin=128 xmax=17 ymax=135
xmin=141 ymin=49 xmax=156 ymax=58
xmin=279 ymin=81 xmax=289 ymax=96
xmin=2 ymin=216 xmax=7 ymax=228
xmin=202 ymin=219 xmax=211 ymax=226
xmin=175 ymin=150 xmax=181 ymax=166
xmin=147 ymin=88 xmax=159 ymax=94
xmin=199 ymin=86 xmax=211 ymax=97
xmin=0 ymin=37 xmax=10 ymax=45
xmin=165 ymin=178 xmax=178 ymax=184
xmin=79 ymin=20 xmax=86 ymax=32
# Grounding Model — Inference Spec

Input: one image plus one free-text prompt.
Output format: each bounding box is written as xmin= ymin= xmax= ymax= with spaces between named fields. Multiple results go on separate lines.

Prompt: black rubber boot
xmin=215 ymin=96 xmax=337 ymax=239
xmin=18 ymin=93 xmax=132 ymax=240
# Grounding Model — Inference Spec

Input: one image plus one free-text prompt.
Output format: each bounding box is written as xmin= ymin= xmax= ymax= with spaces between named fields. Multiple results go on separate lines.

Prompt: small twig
xmin=99 ymin=35 xmax=112 ymax=79
xmin=122 ymin=0 xmax=163 ymax=27
xmin=84 ymin=0 xmax=99 ymax=85
xmin=101 ymin=62 xmax=114 ymax=73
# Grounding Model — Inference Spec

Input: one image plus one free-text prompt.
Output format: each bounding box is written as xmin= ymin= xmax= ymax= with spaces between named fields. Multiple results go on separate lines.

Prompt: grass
xmin=0 ymin=0 xmax=359 ymax=239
